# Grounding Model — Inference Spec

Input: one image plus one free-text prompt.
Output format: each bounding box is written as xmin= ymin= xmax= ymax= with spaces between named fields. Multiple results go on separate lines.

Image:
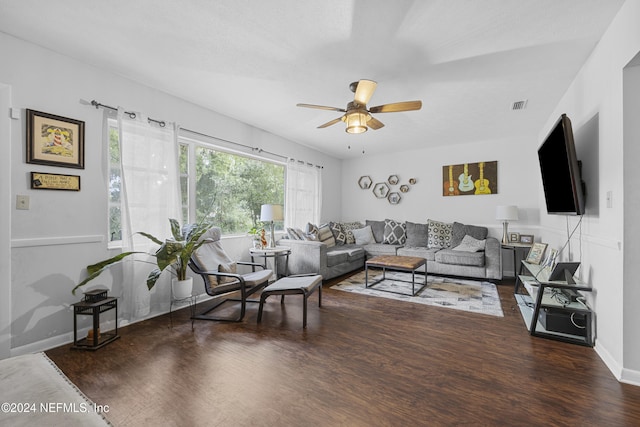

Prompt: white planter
xmin=172 ymin=277 xmax=193 ymax=300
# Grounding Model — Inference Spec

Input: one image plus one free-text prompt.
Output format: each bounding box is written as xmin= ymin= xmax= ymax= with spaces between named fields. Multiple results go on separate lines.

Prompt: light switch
xmin=16 ymin=195 xmax=29 ymax=210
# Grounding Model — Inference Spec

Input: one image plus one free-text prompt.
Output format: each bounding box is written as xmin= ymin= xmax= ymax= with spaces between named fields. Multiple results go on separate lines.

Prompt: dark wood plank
xmin=46 ymin=272 xmax=640 ymax=426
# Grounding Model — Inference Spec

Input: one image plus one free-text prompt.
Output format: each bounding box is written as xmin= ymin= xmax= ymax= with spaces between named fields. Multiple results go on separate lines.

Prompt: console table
xmin=72 ymin=295 xmax=119 ymax=350
xmin=515 ymin=261 xmax=593 ymax=346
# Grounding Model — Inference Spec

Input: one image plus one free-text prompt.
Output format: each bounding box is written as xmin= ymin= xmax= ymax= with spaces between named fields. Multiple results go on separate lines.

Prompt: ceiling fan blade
xmin=369 ymin=100 xmax=422 ymax=113
xmin=317 ymin=117 xmax=344 ymax=128
xmin=354 ymin=79 xmax=377 ymax=106
xmin=297 ymin=103 xmax=346 ymax=112
xmin=367 ymin=116 xmax=385 ymax=130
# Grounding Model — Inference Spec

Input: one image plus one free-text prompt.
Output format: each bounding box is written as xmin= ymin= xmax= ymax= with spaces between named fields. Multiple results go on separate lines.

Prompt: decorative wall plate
xmin=388 ymin=192 xmax=401 ymax=204
xmin=400 ymin=184 xmax=409 ymax=193
xmin=373 ymin=182 xmax=390 ymax=198
xmin=358 ymin=175 xmax=372 ymax=189
xmin=388 ymin=175 xmax=399 ymax=185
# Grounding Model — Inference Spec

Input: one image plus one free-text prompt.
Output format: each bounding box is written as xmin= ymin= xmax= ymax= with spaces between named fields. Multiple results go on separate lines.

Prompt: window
xmin=109 ymin=130 xmax=285 ymax=242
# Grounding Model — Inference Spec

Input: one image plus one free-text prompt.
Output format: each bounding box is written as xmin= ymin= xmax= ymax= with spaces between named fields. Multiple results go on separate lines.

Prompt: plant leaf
xmin=147 ymin=268 xmax=162 ymax=290
xmin=136 ymin=231 xmax=162 ymax=246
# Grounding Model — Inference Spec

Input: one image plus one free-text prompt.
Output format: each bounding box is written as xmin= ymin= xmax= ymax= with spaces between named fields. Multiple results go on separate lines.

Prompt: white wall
xmin=341 ymin=135 xmax=541 ymax=237
xmin=1 ymin=32 xmax=342 ymax=355
xmin=537 ymin=0 xmax=640 ymax=384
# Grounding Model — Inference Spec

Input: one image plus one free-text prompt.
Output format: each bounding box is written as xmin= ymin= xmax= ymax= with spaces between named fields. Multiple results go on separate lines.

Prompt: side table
xmin=501 ymin=242 xmax=532 ymax=280
xmin=72 ymin=296 xmax=119 ymax=350
xmin=249 ymin=247 xmax=291 ymax=280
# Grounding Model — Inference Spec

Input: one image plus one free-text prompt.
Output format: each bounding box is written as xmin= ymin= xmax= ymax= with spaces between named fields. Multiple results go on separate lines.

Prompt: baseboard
xmin=593 ymin=341 xmax=640 ymax=386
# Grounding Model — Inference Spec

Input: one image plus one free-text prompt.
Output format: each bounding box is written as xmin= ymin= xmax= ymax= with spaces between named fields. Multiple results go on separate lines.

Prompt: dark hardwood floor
xmin=47 ymin=272 xmax=640 ymax=426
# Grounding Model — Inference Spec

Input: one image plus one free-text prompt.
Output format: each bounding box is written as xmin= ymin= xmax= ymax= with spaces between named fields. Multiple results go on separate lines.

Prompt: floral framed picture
xmin=26 ymin=109 xmax=85 ymax=169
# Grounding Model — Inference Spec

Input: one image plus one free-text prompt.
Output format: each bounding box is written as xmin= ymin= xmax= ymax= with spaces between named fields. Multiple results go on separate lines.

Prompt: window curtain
xmin=285 ymin=159 xmax=322 ymax=229
xmin=117 ymin=108 xmax=181 ymax=320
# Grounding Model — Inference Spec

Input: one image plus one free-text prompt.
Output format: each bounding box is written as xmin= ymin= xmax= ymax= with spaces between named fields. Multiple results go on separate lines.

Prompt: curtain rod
xmin=90 ymin=100 xmax=166 ymax=127
xmin=88 ymin=99 xmax=323 ymax=168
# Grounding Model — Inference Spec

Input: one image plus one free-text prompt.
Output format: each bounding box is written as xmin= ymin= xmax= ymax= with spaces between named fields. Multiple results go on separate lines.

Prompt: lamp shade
xmin=495 ymin=205 xmax=519 ymax=221
xmin=260 ymin=204 xmax=284 ymax=222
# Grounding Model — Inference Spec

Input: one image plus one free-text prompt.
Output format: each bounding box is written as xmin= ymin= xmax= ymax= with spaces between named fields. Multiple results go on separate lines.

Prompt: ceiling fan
xmin=297 ymin=79 xmax=422 ymax=134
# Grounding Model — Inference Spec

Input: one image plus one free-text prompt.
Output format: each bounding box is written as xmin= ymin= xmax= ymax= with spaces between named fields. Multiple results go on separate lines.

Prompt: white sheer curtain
xmin=285 ymin=159 xmax=322 ymax=229
xmin=117 ymin=108 xmax=181 ymax=320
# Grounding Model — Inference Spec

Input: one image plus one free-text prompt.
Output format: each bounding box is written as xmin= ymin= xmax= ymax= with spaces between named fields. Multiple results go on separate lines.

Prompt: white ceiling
xmin=0 ymin=0 xmax=625 ymax=159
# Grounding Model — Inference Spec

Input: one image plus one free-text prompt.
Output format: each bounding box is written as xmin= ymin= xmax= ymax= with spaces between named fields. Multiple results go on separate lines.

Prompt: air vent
xmin=512 ymin=100 xmax=528 ymax=110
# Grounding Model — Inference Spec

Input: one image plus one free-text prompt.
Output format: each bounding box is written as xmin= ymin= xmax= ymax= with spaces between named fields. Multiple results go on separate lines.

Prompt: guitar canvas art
xmin=442 ymin=161 xmax=498 ymax=196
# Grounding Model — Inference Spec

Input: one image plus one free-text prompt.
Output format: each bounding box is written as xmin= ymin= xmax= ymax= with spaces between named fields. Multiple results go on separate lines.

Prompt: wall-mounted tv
xmin=538 ymin=114 xmax=585 ymax=215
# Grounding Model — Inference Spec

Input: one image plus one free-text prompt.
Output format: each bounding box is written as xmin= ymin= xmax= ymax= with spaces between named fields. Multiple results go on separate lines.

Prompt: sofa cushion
xmin=366 ymin=220 xmax=386 ymax=243
xmin=452 ymin=235 xmax=486 ymax=252
xmin=435 ymin=249 xmax=485 ymax=267
xmin=363 ymin=243 xmax=401 ymax=258
xmin=397 ymin=246 xmax=439 ymax=262
xmin=286 ymin=227 xmax=304 ymax=240
xmin=351 ymin=225 xmax=375 ymax=245
xmin=305 ymin=223 xmax=320 ymax=239
xmin=326 ymin=245 xmax=364 ymax=267
xmin=317 ymin=223 xmax=336 ymax=248
xmin=450 ymin=222 xmax=489 ymax=247
xmin=329 ymin=222 xmax=347 ymax=245
xmin=341 ymin=221 xmax=364 ymax=244
xmin=405 ymin=221 xmax=429 ymax=247
xmin=427 ymin=219 xmax=453 ymax=249
xmin=383 ymin=219 xmax=406 ymax=244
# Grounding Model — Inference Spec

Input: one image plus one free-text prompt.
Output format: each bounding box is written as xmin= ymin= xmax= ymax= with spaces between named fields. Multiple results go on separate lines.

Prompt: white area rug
xmin=0 ymin=352 xmax=112 ymax=426
xmin=332 ymin=270 xmax=504 ymax=317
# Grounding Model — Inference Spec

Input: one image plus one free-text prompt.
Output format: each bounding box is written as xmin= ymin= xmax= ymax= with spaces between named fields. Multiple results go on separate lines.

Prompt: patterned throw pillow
xmin=317 ymin=223 xmax=336 ymax=247
xmin=305 ymin=223 xmax=320 ymax=239
xmin=341 ymin=221 xmax=364 ymax=244
xmin=383 ymin=219 xmax=406 ymax=245
xmin=427 ymin=219 xmax=453 ymax=249
xmin=329 ymin=222 xmax=347 ymax=245
xmin=287 ymin=228 xmax=304 ymax=240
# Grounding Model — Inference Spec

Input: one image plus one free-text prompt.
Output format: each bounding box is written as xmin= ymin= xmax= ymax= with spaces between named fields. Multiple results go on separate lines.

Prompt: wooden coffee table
xmin=365 ymin=255 xmax=427 ymax=296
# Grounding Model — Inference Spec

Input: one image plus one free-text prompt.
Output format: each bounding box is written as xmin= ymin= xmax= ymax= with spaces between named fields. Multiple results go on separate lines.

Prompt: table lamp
xmin=496 ymin=205 xmax=518 ymax=244
xmin=260 ymin=204 xmax=283 ymax=248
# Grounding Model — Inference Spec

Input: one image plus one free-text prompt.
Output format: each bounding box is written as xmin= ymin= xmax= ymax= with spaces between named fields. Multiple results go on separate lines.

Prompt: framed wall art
xmin=441 ymin=161 xmax=497 ymax=196
xmin=31 ymin=172 xmax=80 ymax=191
xmin=26 ymin=109 xmax=85 ymax=169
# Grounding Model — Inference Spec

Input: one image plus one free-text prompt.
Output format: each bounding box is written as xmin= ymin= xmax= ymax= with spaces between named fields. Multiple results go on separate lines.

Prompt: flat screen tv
xmin=538 ymin=114 xmax=585 ymax=215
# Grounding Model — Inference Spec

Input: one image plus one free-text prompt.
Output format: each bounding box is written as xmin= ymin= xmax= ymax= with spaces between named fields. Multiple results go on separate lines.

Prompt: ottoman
xmin=257 ymin=274 xmax=322 ymax=328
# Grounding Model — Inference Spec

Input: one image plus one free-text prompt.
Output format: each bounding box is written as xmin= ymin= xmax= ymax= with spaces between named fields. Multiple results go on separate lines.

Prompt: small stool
xmin=257 ymin=274 xmax=323 ymax=328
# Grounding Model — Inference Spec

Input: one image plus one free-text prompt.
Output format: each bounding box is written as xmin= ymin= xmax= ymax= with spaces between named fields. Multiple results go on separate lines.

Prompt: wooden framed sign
xmin=31 ymin=172 xmax=81 ymax=191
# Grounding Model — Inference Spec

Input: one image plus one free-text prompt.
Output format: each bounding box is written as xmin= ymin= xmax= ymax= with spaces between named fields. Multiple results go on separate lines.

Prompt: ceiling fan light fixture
xmin=345 ymin=111 xmax=368 ymax=134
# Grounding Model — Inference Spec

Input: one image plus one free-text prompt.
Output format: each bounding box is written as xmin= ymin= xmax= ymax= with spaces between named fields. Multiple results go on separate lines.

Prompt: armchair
xmin=189 ymin=227 xmax=272 ymax=321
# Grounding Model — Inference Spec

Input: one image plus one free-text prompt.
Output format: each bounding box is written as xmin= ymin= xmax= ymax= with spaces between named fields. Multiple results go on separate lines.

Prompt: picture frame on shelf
xmin=26 ymin=109 xmax=85 ymax=169
xmin=525 ymin=242 xmax=548 ymax=265
xmin=519 ymin=234 xmax=534 ymax=244
xmin=542 ymin=248 xmax=558 ymax=269
xmin=509 ymin=232 xmax=520 ymax=243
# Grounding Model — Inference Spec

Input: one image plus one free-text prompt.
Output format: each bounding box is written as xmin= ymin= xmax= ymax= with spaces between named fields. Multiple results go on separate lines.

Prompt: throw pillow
xmin=427 ymin=219 xmax=453 ymax=249
xmin=341 ymin=221 xmax=364 ymax=244
xmin=366 ymin=219 xmax=386 ymax=243
xmin=286 ymin=228 xmax=303 ymax=240
xmin=383 ymin=219 xmax=406 ymax=245
xmin=217 ymin=262 xmax=238 ymax=284
xmin=405 ymin=221 xmax=429 ymax=247
xmin=351 ymin=225 xmax=375 ymax=245
xmin=452 ymin=235 xmax=486 ymax=252
xmin=450 ymin=222 xmax=489 ymax=247
xmin=329 ymin=222 xmax=347 ymax=245
xmin=317 ymin=223 xmax=336 ymax=247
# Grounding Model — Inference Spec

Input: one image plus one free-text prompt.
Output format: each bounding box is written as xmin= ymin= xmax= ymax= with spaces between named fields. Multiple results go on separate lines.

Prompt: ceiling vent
xmin=511 ymin=100 xmax=528 ymax=110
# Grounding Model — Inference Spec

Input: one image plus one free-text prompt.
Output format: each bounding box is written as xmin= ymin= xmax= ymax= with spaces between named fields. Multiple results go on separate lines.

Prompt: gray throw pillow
xmin=383 ymin=219 xmax=406 ymax=245
xmin=405 ymin=221 xmax=429 ymax=247
xmin=450 ymin=222 xmax=489 ymax=247
xmin=366 ymin=220 xmax=386 ymax=243
xmin=452 ymin=235 xmax=486 ymax=252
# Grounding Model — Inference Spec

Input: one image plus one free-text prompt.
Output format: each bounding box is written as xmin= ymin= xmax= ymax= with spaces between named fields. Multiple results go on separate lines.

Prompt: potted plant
xmin=72 ymin=219 xmax=212 ymax=299
xmin=248 ymin=227 xmax=262 ymax=249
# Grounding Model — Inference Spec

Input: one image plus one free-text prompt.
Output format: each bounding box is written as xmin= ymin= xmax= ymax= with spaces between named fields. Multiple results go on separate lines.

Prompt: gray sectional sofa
xmin=276 ymin=219 xmax=502 ymax=281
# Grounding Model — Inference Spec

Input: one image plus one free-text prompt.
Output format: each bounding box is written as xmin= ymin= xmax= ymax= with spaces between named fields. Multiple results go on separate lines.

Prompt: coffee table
xmin=365 ymin=255 xmax=427 ymax=296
